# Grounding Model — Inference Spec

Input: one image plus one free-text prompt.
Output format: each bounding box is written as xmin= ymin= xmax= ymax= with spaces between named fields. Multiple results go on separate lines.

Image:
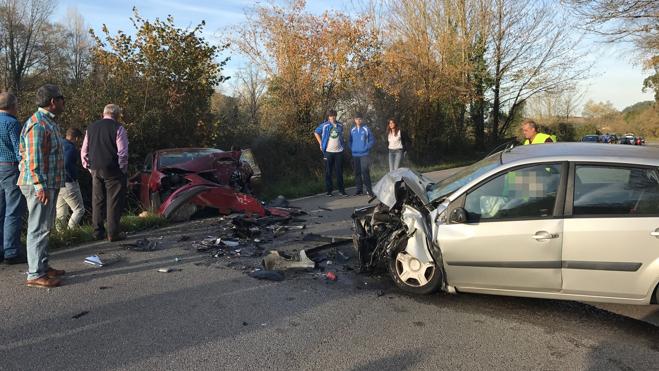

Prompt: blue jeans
xmin=353 ymin=155 xmax=372 ymax=193
xmin=389 ymin=149 xmax=403 ymax=171
xmin=20 ymin=186 xmax=58 ymax=280
xmin=0 ymin=164 xmax=25 ymax=259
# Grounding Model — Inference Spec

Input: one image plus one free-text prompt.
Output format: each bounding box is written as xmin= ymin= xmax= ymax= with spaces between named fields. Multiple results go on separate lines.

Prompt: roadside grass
xmin=48 ymin=213 xmax=168 ymax=249
xmin=259 ymin=156 xmax=478 ymax=200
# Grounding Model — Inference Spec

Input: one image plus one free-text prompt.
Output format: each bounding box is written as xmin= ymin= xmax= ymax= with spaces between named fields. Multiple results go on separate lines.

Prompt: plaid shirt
xmin=18 ymin=108 xmax=65 ymax=191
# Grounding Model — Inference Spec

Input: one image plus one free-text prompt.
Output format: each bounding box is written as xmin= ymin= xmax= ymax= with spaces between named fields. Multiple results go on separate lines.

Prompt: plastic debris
xmin=262 ymin=250 xmax=315 ymax=271
xmin=325 ymin=272 xmax=337 ymax=281
xmin=71 ymin=311 xmax=89 ymax=319
xmin=84 ymin=255 xmax=104 ymax=267
xmin=248 ymin=270 xmax=285 ymax=281
xmin=158 ymin=268 xmax=173 ymax=273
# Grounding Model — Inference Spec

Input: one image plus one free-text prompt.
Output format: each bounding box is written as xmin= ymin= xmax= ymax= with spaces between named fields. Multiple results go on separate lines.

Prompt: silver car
xmin=353 ymin=143 xmax=659 ymax=305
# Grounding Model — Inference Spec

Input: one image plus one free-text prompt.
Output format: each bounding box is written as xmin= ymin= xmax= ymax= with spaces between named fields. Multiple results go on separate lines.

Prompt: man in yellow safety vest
xmin=521 ymin=119 xmax=556 ymax=145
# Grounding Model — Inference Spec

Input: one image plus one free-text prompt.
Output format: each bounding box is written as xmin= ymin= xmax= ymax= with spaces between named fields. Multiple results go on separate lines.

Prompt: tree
xmin=87 ymin=8 xmax=229 ymax=163
xmin=488 ymin=0 xmax=591 ymax=141
xmin=582 ymin=99 xmax=618 ymax=118
xmin=234 ymin=0 xmax=377 ymax=139
xmin=565 ymin=1 xmax=659 ymax=101
xmin=63 ymin=7 xmax=90 ymax=85
xmin=0 ymin=0 xmax=56 ymax=93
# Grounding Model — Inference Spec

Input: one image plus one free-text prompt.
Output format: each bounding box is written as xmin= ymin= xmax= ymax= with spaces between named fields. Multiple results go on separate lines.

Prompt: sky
xmin=54 ymin=0 xmax=655 ymax=112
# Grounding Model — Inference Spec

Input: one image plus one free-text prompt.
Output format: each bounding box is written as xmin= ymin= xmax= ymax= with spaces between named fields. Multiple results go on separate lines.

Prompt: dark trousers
xmin=353 ymin=155 xmax=372 ymax=194
xmin=91 ymin=169 xmax=126 ymax=239
xmin=324 ymin=152 xmax=345 ymax=194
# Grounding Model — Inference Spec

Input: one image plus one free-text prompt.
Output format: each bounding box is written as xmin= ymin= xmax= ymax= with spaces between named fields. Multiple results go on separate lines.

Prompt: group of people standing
xmin=0 ymin=84 xmax=129 ymax=288
xmin=313 ymin=110 xmax=408 ymax=197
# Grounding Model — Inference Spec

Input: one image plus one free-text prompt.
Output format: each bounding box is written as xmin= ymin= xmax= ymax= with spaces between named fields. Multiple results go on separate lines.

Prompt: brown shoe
xmin=108 ymin=232 xmax=126 ymax=242
xmin=47 ymin=267 xmax=65 ymax=278
xmin=26 ymin=276 xmax=61 ymax=288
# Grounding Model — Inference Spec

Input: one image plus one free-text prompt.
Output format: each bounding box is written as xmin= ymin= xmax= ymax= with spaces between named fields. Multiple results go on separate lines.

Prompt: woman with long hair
xmin=387 ymin=118 xmax=406 ymax=171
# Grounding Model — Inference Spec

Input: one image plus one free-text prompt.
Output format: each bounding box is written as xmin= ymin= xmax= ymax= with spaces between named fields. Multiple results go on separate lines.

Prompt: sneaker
xmin=326 ymin=192 xmax=333 ymax=197
xmin=47 ymin=267 xmax=65 ymax=278
xmin=26 ymin=276 xmax=61 ymax=288
xmin=340 ymin=192 xmax=349 ymax=197
xmin=4 ymin=255 xmax=27 ymax=265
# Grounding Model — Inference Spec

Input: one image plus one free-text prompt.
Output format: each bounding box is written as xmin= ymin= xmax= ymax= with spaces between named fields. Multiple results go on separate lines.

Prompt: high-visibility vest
xmin=523 ymin=133 xmax=554 ymax=145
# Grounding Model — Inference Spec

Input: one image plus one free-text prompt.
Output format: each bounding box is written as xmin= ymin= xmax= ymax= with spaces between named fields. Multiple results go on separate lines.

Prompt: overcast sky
xmin=55 ymin=0 xmax=655 ymax=111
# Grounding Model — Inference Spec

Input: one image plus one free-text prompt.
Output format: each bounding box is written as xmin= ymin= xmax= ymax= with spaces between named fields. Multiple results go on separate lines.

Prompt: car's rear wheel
xmin=388 ymin=250 xmax=442 ymax=295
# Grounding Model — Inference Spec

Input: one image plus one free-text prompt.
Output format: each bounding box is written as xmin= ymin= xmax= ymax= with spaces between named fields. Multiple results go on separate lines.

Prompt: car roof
xmin=501 ymin=143 xmax=659 ymax=166
xmin=156 ymin=148 xmax=224 ymax=155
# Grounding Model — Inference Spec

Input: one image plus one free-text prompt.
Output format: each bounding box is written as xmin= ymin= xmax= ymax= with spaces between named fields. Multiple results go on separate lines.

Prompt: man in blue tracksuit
xmin=349 ymin=113 xmax=375 ymax=196
xmin=314 ymin=109 xmax=347 ymax=197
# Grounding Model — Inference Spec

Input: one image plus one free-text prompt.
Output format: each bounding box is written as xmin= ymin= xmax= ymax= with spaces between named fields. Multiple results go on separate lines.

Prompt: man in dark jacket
xmin=81 ymin=104 xmax=128 ymax=242
xmin=0 ymin=92 xmax=26 ymax=265
xmin=56 ymin=128 xmax=85 ymax=229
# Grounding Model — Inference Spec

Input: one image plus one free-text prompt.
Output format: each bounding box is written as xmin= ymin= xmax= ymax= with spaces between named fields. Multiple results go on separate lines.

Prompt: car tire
xmin=653 ymin=283 xmax=659 ymax=304
xmin=387 ymin=243 xmax=443 ymax=295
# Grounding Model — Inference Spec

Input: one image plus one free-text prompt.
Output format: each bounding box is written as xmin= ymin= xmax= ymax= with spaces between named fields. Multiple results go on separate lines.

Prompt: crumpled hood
xmin=372 ymin=168 xmax=434 ymax=207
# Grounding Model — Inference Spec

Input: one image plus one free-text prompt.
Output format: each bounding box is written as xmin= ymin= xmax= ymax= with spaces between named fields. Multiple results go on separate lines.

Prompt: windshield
xmin=158 ymin=149 xmax=223 ymax=168
xmin=427 ymin=153 xmax=502 ymax=201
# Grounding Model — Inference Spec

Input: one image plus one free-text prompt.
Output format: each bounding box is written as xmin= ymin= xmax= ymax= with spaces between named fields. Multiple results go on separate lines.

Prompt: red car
xmin=130 ymin=148 xmax=266 ymax=221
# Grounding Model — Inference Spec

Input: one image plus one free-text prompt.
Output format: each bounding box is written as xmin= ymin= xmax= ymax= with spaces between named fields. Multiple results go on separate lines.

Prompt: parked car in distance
xmin=620 ymin=135 xmax=636 ymax=145
xmin=353 ymin=143 xmax=659 ymax=305
xmin=581 ymin=135 xmax=600 ymax=143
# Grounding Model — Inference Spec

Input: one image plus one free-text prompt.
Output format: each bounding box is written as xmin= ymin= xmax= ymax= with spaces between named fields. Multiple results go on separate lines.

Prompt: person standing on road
xmin=81 ymin=104 xmax=129 ymax=242
xmin=18 ymin=84 xmax=67 ymax=288
xmin=349 ymin=113 xmax=375 ymax=196
xmin=56 ymin=128 xmax=85 ymax=230
xmin=314 ymin=109 xmax=347 ymax=197
xmin=387 ymin=118 xmax=407 ymax=171
xmin=522 ymin=119 xmax=555 ymax=145
xmin=0 ymin=92 xmax=26 ymax=265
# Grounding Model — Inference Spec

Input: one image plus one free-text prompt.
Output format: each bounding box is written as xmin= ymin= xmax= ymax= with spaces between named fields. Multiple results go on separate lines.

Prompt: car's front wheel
xmin=388 ymin=250 xmax=442 ymax=295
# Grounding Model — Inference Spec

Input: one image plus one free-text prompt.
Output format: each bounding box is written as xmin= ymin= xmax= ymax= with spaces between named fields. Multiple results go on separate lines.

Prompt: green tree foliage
xmin=86 ymin=8 xmax=229 ymax=165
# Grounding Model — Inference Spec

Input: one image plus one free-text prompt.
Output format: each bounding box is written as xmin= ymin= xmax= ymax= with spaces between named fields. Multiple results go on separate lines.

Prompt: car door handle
xmin=532 ymin=231 xmax=559 ymax=241
xmin=651 ymin=229 xmax=659 ymax=237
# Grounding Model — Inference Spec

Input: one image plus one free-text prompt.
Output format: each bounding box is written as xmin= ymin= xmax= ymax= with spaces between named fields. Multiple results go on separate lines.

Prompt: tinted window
xmin=573 ymin=165 xmax=659 ymax=215
xmin=464 ymin=164 xmax=562 ymax=222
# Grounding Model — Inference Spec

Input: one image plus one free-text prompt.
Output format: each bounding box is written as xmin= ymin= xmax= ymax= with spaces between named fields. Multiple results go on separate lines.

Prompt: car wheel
xmin=388 ymin=250 xmax=442 ymax=295
xmin=653 ymin=283 xmax=659 ymax=304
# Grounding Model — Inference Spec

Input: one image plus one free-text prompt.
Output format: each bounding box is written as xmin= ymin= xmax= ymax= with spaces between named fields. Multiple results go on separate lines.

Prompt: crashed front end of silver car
xmin=352 ymin=168 xmax=448 ymax=294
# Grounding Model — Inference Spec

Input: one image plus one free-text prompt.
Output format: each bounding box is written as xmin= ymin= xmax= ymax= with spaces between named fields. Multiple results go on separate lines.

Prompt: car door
xmin=562 ymin=163 xmax=659 ymax=300
xmin=437 ymin=163 xmax=566 ymax=291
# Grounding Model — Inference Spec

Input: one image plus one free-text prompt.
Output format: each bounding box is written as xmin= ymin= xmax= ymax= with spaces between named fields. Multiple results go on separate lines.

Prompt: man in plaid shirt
xmin=18 ymin=84 xmax=66 ymax=288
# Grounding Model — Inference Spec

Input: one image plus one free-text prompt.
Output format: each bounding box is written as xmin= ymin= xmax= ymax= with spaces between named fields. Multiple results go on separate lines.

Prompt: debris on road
xmin=84 ymin=255 xmax=104 ymax=267
xmin=248 ymin=269 xmax=285 ymax=281
xmin=157 ymin=268 xmax=174 ymax=273
xmin=262 ymin=250 xmax=315 ymax=271
xmin=84 ymin=253 xmax=122 ymax=267
xmin=325 ymin=272 xmax=337 ymax=281
xmin=121 ymin=238 xmax=159 ymax=252
xmin=71 ymin=311 xmax=89 ymax=319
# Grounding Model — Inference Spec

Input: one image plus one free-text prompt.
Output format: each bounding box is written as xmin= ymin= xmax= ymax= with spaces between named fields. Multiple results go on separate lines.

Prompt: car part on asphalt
xmin=262 ymin=250 xmax=315 ymax=270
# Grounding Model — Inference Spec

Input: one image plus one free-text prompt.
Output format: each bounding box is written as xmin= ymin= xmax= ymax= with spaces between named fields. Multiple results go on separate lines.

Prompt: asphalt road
xmin=0 ymin=168 xmax=657 ymax=370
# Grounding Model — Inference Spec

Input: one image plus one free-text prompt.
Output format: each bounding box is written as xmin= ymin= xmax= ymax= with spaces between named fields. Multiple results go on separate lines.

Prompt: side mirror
xmin=449 ymin=207 xmax=467 ymax=224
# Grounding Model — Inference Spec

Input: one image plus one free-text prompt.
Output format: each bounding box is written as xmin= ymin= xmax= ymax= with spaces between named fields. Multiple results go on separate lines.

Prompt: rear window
xmin=573 ymin=165 xmax=659 ymax=216
xmin=158 ymin=149 xmax=223 ymax=168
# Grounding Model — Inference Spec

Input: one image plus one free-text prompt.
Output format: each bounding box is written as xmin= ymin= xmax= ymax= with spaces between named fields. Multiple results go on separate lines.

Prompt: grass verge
xmin=49 ymin=213 xmax=168 ymax=249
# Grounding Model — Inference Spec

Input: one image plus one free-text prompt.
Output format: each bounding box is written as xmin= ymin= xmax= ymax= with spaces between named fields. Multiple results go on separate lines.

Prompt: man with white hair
xmin=81 ymin=104 xmax=129 ymax=242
